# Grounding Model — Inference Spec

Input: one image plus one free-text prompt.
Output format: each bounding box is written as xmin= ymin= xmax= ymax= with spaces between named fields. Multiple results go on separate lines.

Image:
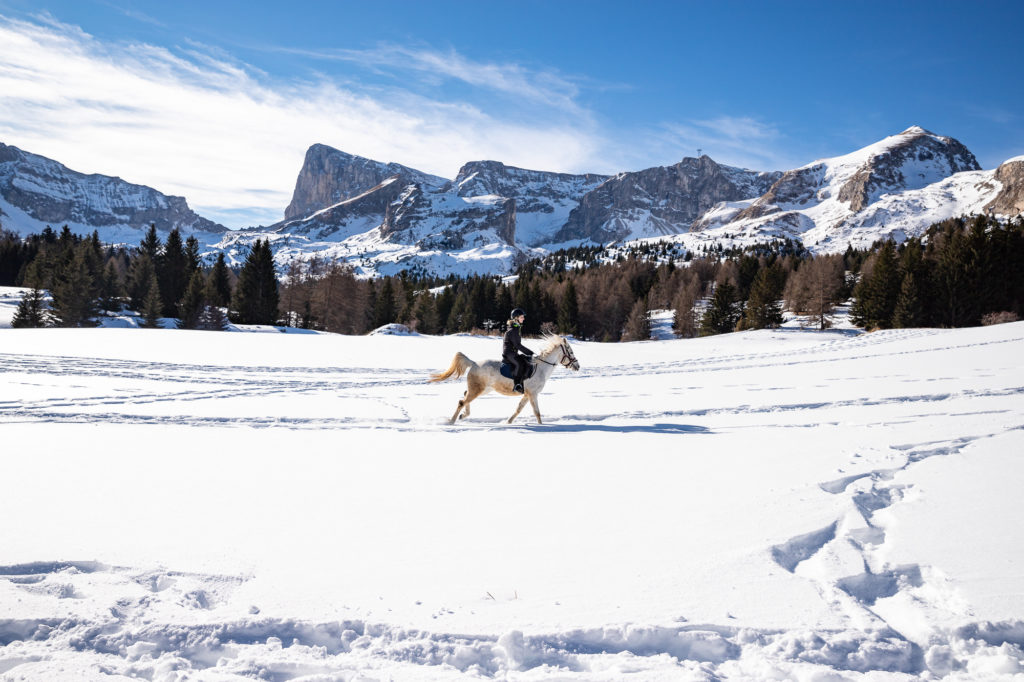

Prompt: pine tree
xmin=159 ymin=228 xmax=188 ymax=317
xmin=700 ymin=281 xmax=739 ymax=336
xmin=185 ymin=235 xmax=201 ymax=280
xmin=127 ymin=254 xmax=157 ymax=311
xmin=892 ymin=271 xmax=925 ymax=328
xmin=198 ymin=274 xmax=229 ymax=331
xmin=230 ymin=239 xmax=280 ymax=325
xmin=208 ymin=252 xmax=232 ymax=307
xmin=100 ymin=260 xmax=124 ymax=312
xmin=177 ymin=270 xmax=206 ymax=329
xmin=140 ymin=274 xmax=163 ymax=328
xmin=49 ymin=247 xmax=101 ymax=327
xmin=373 ymin=278 xmax=397 ymax=328
xmin=11 ymin=286 xmax=48 ymax=328
xmin=851 ymin=241 xmax=900 ymax=329
xmin=621 ymin=296 xmax=651 ymax=341
xmin=557 ymin=280 xmax=579 ymax=336
xmin=411 ymin=291 xmax=440 ymax=334
xmin=139 ymin=224 xmax=162 ymax=262
xmin=741 ymin=266 xmax=785 ymax=329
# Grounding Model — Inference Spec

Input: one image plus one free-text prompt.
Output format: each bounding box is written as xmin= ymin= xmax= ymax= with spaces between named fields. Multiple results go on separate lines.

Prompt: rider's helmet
xmin=510 ymin=308 xmax=526 ymax=321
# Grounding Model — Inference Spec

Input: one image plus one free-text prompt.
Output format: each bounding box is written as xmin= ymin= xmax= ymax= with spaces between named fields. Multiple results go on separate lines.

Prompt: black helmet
xmin=510 ymin=308 xmax=526 ymax=319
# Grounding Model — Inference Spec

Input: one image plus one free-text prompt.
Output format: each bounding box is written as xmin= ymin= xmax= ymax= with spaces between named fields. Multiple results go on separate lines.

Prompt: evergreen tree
xmin=892 ymin=271 xmax=925 ymax=328
xmin=741 ymin=265 xmax=785 ymax=329
xmin=177 ymin=270 xmax=206 ymax=329
xmin=851 ymin=241 xmax=900 ymax=329
xmin=557 ymin=280 xmax=579 ymax=336
xmin=139 ymin=224 xmax=162 ymax=262
xmin=11 ymin=285 xmax=48 ymax=328
xmin=700 ymin=282 xmax=740 ymax=335
xmin=411 ymin=291 xmax=440 ymax=334
xmin=185 ymin=235 xmax=202 ymax=279
xmin=373 ymin=278 xmax=397 ymax=328
xmin=621 ymin=296 xmax=651 ymax=341
xmin=127 ymin=254 xmax=157 ymax=311
xmin=208 ymin=252 xmax=232 ymax=307
xmin=100 ymin=260 xmax=124 ymax=312
xmin=159 ymin=228 xmax=188 ymax=317
xmin=140 ymin=274 xmax=163 ymax=328
xmin=49 ymin=247 xmax=101 ymax=327
xmin=230 ymin=239 xmax=280 ymax=325
xmin=198 ymin=273 xmax=229 ymax=331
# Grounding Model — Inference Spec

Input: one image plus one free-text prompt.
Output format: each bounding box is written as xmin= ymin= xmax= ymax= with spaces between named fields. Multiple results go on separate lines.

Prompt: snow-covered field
xmin=1 ymin=315 xmax=1023 ymax=679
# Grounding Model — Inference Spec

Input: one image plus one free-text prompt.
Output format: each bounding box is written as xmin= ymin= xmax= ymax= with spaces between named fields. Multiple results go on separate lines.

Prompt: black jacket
xmin=502 ymin=325 xmax=534 ymax=362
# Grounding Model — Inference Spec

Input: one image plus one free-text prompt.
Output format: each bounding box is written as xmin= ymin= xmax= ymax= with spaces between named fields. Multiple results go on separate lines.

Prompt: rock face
xmin=451 ymin=161 xmax=607 ymax=246
xmin=734 ymin=127 xmax=979 ymax=223
xmin=0 ymin=142 xmax=225 ymax=239
xmin=555 ymin=156 xmax=781 ymax=243
xmin=986 ymin=158 xmax=1024 ymax=216
xmin=283 ymin=144 xmax=447 ymax=221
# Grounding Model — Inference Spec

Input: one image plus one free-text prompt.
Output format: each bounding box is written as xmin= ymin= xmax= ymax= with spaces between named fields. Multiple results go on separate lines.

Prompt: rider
xmin=502 ymin=308 xmax=534 ymax=394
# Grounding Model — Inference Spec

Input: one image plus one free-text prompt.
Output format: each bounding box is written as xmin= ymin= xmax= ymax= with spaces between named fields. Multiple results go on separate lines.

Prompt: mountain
xmin=8 ymin=128 xmax=1023 ymax=278
xmin=283 ymin=144 xmax=447 ymax=221
xmin=0 ymin=142 xmax=226 ymax=242
xmin=690 ymin=127 xmax=987 ymax=250
xmin=214 ymin=152 xmax=608 ymax=276
xmin=554 ymin=156 xmax=781 ymax=244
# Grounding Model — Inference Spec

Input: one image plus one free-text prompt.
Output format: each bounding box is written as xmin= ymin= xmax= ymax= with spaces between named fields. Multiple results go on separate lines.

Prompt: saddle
xmin=499 ymin=360 xmax=536 ymax=381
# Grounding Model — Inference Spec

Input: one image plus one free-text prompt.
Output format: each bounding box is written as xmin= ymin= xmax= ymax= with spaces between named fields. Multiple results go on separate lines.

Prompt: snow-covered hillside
xmin=0 ymin=142 xmax=226 ymax=244
xmin=688 ymin=127 xmax=1001 ymax=251
xmin=2 ymin=322 xmax=1023 ymax=680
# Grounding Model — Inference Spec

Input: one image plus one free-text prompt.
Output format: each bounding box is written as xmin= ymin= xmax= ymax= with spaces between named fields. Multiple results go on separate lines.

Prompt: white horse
xmin=429 ymin=334 xmax=580 ymax=424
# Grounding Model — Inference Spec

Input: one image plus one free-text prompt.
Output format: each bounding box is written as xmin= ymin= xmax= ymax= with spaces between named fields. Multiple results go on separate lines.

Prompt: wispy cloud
xmin=658 ymin=116 xmax=796 ymax=171
xmin=0 ymin=15 xmax=606 ymax=227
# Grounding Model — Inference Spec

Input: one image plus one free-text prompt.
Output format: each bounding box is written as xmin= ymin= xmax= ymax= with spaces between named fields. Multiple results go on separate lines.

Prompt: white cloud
xmin=0 ymin=15 xmax=607 ymax=228
xmin=0 ymin=14 xmax=800 ymax=230
xmin=659 ymin=116 xmax=796 ymax=171
xmin=284 ymin=44 xmax=587 ymax=117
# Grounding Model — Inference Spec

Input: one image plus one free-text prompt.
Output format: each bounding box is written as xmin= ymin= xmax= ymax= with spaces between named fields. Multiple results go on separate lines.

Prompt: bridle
xmin=534 ymin=342 xmax=579 ymax=370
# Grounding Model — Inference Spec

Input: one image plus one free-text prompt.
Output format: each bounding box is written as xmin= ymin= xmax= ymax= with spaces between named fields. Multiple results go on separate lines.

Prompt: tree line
xmin=850 ymin=214 xmax=1024 ymax=329
xmin=6 ymin=213 xmax=1022 ymax=337
xmin=4 ymin=225 xmax=278 ymax=330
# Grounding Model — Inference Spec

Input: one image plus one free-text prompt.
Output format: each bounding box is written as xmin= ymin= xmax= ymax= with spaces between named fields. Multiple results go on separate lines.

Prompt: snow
xmin=1 ymin=319 xmax=1023 ymax=679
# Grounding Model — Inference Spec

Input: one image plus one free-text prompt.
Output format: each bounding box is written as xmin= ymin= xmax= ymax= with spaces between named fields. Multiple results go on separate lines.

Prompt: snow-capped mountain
xmin=688 ymin=127 xmax=997 ymax=250
xmin=0 ymin=142 xmax=226 ymax=242
xmin=5 ymin=128 xmax=1023 ymax=277
xmin=554 ymin=156 xmax=781 ymax=244
xmin=283 ymin=144 xmax=447 ymax=221
xmin=213 ymin=151 xmax=609 ymax=276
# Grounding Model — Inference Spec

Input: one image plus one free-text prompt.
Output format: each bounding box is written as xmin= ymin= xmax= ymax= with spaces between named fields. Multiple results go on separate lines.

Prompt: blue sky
xmin=1 ymin=0 xmax=1022 ymax=228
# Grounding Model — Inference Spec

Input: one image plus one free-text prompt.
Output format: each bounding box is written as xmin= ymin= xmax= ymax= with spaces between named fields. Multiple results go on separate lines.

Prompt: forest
xmin=2 ymin=214 xmax=1022 ymax=338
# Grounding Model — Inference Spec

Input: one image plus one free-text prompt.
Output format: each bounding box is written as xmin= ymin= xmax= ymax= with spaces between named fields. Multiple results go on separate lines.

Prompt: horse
xmin=429 ymin=333 xmax=580 ymax=424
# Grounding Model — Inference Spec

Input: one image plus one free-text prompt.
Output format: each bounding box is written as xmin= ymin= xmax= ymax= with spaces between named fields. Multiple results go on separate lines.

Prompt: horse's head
xmin=558 ymin=339 xmax=580 ymax=371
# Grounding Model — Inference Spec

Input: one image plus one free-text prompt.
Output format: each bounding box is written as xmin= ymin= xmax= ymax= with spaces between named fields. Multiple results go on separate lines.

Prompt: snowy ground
xmin=1 ymin=313 xmax=1023 ymax=679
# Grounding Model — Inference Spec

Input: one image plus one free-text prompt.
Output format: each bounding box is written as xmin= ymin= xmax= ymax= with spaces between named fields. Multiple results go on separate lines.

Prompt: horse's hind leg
xmin=449 ymin=389 xmax=468 ymax=423
xmin=451 ymin=380 xmax=485 ymax=423
xmin=507 ymin=394 xmax=530 ymax=424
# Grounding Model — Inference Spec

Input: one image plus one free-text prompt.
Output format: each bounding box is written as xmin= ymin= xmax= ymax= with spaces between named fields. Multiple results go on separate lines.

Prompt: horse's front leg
xmin=507 ymin=394 xmax=529 ymax=424
xmin=529 ymin=393 xmax=542 ymax=424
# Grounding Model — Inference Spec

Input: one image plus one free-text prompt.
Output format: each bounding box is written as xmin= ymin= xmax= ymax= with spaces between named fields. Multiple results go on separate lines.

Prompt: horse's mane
xmin=537 ymin=332 xmax=565 ymax=357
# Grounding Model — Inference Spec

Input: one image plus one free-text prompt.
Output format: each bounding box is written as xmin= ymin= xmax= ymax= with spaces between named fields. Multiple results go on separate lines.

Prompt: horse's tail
xmin=429 ymin=352 xmax=475 ymax=382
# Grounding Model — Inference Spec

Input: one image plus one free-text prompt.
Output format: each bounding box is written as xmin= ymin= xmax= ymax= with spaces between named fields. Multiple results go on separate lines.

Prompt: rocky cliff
xmin=0 ymin=142 xmax=225 ymax=240
xmin=555 ymin=156 xmax=781 ymax=244
xmin=985 ymin=157 xmax=1024 ymax=216
xmin=283 ymin=144 xmax=447 ymax=221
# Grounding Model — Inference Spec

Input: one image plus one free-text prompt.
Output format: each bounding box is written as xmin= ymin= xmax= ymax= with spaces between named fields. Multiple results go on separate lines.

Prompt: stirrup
xmin=513 ymin=383 xmax=524 ymax=393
